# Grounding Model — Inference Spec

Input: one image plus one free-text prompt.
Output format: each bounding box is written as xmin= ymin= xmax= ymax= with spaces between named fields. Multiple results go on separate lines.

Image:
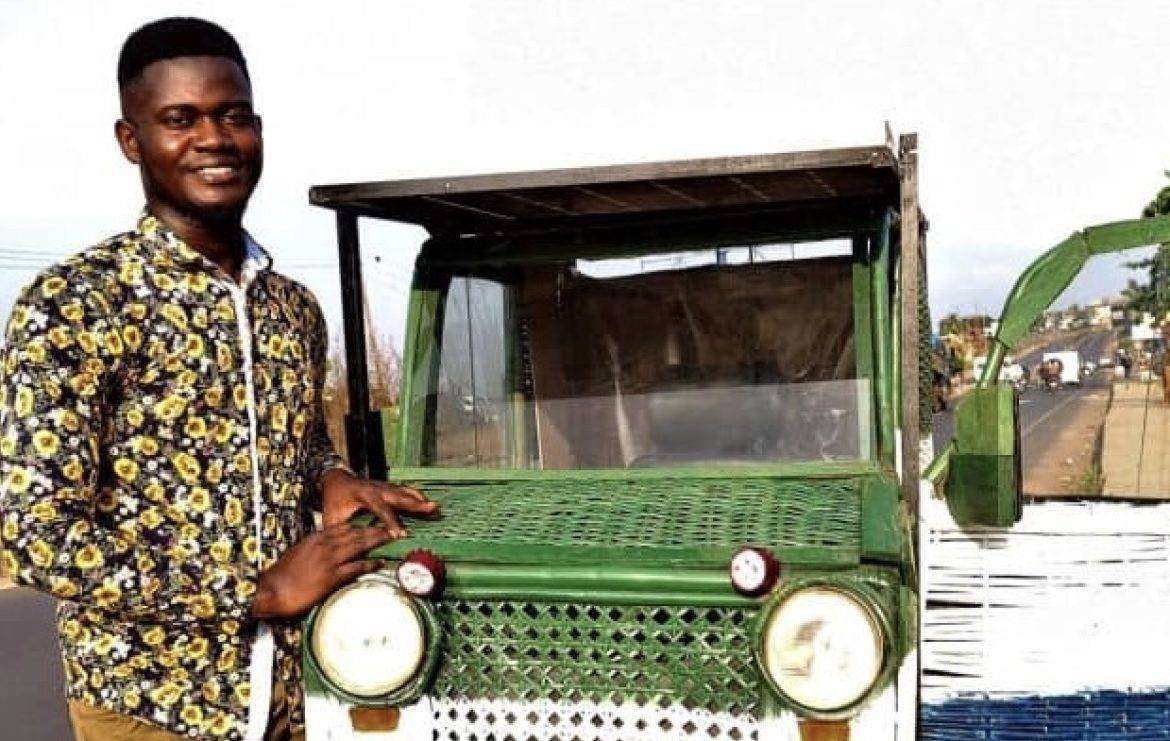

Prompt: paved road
xmin=932 ymin=329 xmax=1116 ymax=491
xmin=0 ymin=587 xmax=70 ymax=740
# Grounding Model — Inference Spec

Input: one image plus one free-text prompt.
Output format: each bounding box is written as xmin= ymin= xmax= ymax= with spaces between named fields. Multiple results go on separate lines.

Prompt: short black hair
xmin=117 ymin=17 xmax=249 ymax=90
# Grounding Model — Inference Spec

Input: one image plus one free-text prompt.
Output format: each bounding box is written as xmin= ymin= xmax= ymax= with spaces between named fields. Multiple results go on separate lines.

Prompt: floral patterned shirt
xmin=0 ymin=214 xmax=345 ymax=739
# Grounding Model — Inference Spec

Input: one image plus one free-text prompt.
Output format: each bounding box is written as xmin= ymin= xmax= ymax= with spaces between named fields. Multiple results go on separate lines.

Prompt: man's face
xmin=116 ymin=56 xmax=262 ymax=223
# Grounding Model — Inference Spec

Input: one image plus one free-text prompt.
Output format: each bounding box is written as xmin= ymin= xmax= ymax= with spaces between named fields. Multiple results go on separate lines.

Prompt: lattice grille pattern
xmin=398 ymin=477 xmax=860 ymax=554
xmin=430 ymin=600 xmax=762 ymax=717
xmin=431 ymin=697 xmax=765 ymax=741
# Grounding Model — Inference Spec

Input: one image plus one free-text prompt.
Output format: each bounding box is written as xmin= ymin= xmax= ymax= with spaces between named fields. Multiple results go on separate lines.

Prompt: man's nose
xmin=192 ymin=115 xmax=234 ymax=149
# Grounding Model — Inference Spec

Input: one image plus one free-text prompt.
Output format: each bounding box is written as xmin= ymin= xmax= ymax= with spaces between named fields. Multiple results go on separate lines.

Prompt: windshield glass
xmin=422 ymin=239 xmax=872 ymax=469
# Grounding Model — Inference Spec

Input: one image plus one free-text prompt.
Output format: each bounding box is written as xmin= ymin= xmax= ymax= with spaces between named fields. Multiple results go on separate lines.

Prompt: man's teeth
xmin=198 ymin=166 xmax=236 ymax=175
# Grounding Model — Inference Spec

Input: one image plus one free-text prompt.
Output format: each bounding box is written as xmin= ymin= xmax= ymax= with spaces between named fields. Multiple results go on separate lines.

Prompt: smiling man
xmin=0 ymin=17 xmax=436 ymax=741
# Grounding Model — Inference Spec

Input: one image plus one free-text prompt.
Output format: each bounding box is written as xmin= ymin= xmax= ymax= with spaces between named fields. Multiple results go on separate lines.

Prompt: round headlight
xmin=310 ymin=574 xmax=426 ymax=698
xmin=761 ymin=586 xmax=884 ymax=713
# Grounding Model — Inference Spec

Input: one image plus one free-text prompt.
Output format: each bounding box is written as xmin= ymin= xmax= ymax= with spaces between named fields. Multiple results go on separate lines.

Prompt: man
xmin=0 ymin=17 xmax=437 ymax=740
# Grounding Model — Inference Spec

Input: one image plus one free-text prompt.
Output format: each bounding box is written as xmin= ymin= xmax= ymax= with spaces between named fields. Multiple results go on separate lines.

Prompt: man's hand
xmin=251 ymin=521 xmax=391 ymax=619
xmin=321 ymin=468 xmax=440 ymax=536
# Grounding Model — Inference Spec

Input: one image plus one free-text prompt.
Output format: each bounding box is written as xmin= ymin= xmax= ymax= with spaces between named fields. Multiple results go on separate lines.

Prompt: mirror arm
xmin=981 ymin=214 xmax=1170 ymax=387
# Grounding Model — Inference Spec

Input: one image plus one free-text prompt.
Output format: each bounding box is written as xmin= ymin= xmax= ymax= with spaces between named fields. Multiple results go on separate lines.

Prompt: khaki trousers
xmin=68 ymin=681 xmax=304 ymax=741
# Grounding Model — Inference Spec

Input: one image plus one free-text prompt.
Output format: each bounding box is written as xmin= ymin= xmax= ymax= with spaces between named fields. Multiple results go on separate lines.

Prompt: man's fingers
xmin=366 ymin=502 xmax=407 ymax=539
xmin=334 ymin=559 xmax=384 ymax=585
xmin=385 ymin=489 xmax=441 ymax=516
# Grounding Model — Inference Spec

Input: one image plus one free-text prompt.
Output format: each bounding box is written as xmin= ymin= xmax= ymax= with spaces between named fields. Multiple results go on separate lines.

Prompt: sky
xmin=2 ymin=0 xmax=1169 ymax=348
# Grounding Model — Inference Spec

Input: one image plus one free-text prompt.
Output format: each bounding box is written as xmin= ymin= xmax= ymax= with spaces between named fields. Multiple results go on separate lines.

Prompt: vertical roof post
xmin=898 ymin=133 xmax=921 ymax=514
xmin=337 ymin=210 xmax=371 ymax=477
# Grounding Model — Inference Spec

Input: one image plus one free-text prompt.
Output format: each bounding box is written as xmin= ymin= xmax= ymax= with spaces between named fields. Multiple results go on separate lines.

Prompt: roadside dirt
xmin=1023 ymin=387 xmax=1110 ymax=496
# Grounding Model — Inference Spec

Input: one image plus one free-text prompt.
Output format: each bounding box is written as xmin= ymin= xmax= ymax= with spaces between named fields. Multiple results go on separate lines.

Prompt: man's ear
xmin=114 ymin=118 xmax=141 ymax=165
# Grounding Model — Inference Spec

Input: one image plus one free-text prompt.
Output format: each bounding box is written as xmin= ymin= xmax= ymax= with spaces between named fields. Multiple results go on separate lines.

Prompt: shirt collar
xmin=137 ymin=211 xmax=273 ymax=286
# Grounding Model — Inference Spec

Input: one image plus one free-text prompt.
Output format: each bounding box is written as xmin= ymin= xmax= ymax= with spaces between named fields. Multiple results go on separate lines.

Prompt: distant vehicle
xmin=1043 ymin=350 xmax=1082 ymax=385
xmin=973 ymin=355 xmax=1025 ymax=385
xmin=1098 ymin=355 xmax=1114 ymax=368
xmin=1081 ymin=361 xmax=1097 ymax=375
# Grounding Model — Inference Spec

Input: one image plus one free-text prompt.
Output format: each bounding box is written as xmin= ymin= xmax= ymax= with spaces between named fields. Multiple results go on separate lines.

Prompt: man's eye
xmin=162 ymin=112 xmax=194 ymax=127
xmin=220 ymin=111 xmax=256 ymax=127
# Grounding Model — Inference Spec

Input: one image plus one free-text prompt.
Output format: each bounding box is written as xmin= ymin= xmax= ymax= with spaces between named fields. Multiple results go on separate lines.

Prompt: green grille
xmin=431 ymin=599 xmax=762 ymax=716
xmin=380 ymin=478 xmax=862 ymax=566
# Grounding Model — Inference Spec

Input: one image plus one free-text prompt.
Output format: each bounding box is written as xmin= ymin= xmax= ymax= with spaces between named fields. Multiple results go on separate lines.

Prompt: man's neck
xmin=149 ymin=204 xmax=246 ymax=281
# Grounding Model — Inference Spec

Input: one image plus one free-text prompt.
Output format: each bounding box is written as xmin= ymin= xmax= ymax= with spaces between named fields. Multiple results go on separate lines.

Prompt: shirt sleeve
xmin=302 ymin=295 xmax=350 ymax=511
xmin=0 ymin=269 xmax=257 ymax=625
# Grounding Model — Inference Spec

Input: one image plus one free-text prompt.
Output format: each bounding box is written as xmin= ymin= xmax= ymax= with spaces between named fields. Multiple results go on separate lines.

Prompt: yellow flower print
xmin=187 ymin=273 xmax=210 ymax=293
xmin=118 ymin=263 xmax=144 ymax=286
xmin=128 ymin=302 xmax=147 ymax=321
xmin=172 ymin=452 xmax=202 ymax=484
xmin=188 ymin=487 xmax=211 ymax=513
xmin=75 ymin=331 xmax=98 ymax=355
xmin=81 ymin=357 xmax=105 ymax=377
xmin=8 ymin=305 xmax=29 ymax=331
xmin=141 ymin=625 xmax=166 ymax=647
xmin=113 ymin=457 xmax=139 ymax=482
xmin=74 ymin=544 xmax=103 ymax=570
xmin=15 ymin=386 xmax=34 ymax=417
xmin=180 ymin=705 xmax=204 ymax=728
xmin=179 ymin=523 xmax=200 ymax=543
xmin=49 ymin=576 xmax=79 ymax=600
xmin=232 ymin=451 xmax=251 ymax=474
xmin=3 ymin=466 xmax=32 ymax=494
xmin=1 ymin=516 xmax=16 ymax=540
xmin=216 ymin=343 xmax=233 ymax=371
xmin=149 ymin=681 xmax=183 ymax=707
xmin=143 ymin=481 xmax=165 ymax=502
xmin=122 ymin=324 xmax=142 ymax=351
xmin=224 ymin=497 xmax=244 ymax=527
xmin=176 ymin=369 xmax=197 ymax=387
xmin=184 ymin=417 xmax=208 ymax=439
xmin=215 ymin=300 xmax=234 ymax=323
xmin=103 ymin=330 xmax=123 ymax=355
xmin=132 ymin=435 xmax=160 ymax=456
xmin=270 ymin=403 xmax=288 ymax=432
xmin=25 ymin=341 xmax=46 ymax=364
xmin=164 ymin=353 xmax=185 ymax=373
xmin=93 ymin=634 xmax=116 ymax=656
xmin=61 ymin=457 xmax=84 ymax=482
xmin=281 ymin=369 xmax=298 ymax=390
xmin=1 ymin=550 xmax=18 ymax=578
xmin=201 ymin=679 xmax=221 ymax=703
xmin=215 ymin=645 xmax=237 ymax=673
xmin=59 ymin=300 xmax=84 ymax=323
xmin=151 ymin=273 xmax=176 ymax=291
xmin=209 ymin=539 xmax=231 ymax=563
xmin=266 ymin=334 xmax=285 ymax=357
xmin=233 ymin=683 xmax=251 ymax=705
xmin=256 ymin=436 xmax=271 ymax=457
xmin=184 ymin=334 xmax=204 ymax=359
xmin=40 ymin=276 xmax=67 ymax=298
xmin=191 ymin=593 xmax=215 ymax=619
xmin=234 ymin=580 xmax=255 ymax=600
xmin=29 ymin=500 xmax=57 ymax=522
xmin=90 ymin=291 xmax=110 ymax=315
xmin=204 ymin=459 xmax=224 ymax=485
xmin=161 ymin=304 xmax=188 ymax=330
xmin=93 ymin=581 xmax=122 ymax=609
xmin=152 ymin=394 xmax=187 ymax=421
xmin=212 ymin=419 xmax=234 ymax=444
xmin=291 ymin=413 xmax=307 ymax=439
xmin=242 ymin=536 xmax=259 ymax=562
xmin=186 ymin=636 xmax=209 ymax=661
xmin=192 ymin=307 xmax=209 ymax=329
xmin=67 ymin=372 xmax=97 ymax=397
xmin=0 ymin=431 xmax=17 ymax=456
xmin=32 ymin=430 xmax=59 ymax=458
xmin=232 ymin=384 xmax=247 ymax=409
xmin=46 ymin=326 xmax=73 ymax=349
xmin=205 ymin=385 xmax=224 ymax=407
xmin=209 ymin=712 xmax=233 ymax=737
xmin=289 ymin=338 xmax=304 ymax=360
xmin=219 ymin=619 xmax=240 ymax=636
xmin=60 ymin=619 xmax=81 ymax=641
xmin=66 ymin=520 xmax=91 ymax=541
xmin=28 ymin=539 xmax=54 ymax=568
xmin=139 ymin=508 xmax=163 ymax=529
xmin=126 ymin=407 xmax=145 ymax=427
xmin=124 ymin=689 xmax=141 ymax=709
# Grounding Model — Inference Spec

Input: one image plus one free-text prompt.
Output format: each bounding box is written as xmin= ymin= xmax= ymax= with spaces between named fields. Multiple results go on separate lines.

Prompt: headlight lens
xmin=761 ymin=586 xmax=884 ymax=712
xmin=310 ymin=574 xmax=426 ymax=698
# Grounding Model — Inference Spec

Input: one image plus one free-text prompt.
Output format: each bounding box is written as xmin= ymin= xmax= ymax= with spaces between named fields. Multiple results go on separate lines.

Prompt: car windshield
xmin=417 ymin=240 xmax=873 ymax=469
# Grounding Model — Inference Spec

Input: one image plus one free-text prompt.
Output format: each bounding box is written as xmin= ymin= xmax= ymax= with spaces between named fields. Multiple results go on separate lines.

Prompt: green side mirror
xmin=944 ymin=385 xmax=1022 ymax=527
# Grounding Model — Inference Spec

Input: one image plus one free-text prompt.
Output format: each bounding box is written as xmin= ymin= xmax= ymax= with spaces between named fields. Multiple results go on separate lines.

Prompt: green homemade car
xmin=302 ymin=138 xmax=933 ymax=740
